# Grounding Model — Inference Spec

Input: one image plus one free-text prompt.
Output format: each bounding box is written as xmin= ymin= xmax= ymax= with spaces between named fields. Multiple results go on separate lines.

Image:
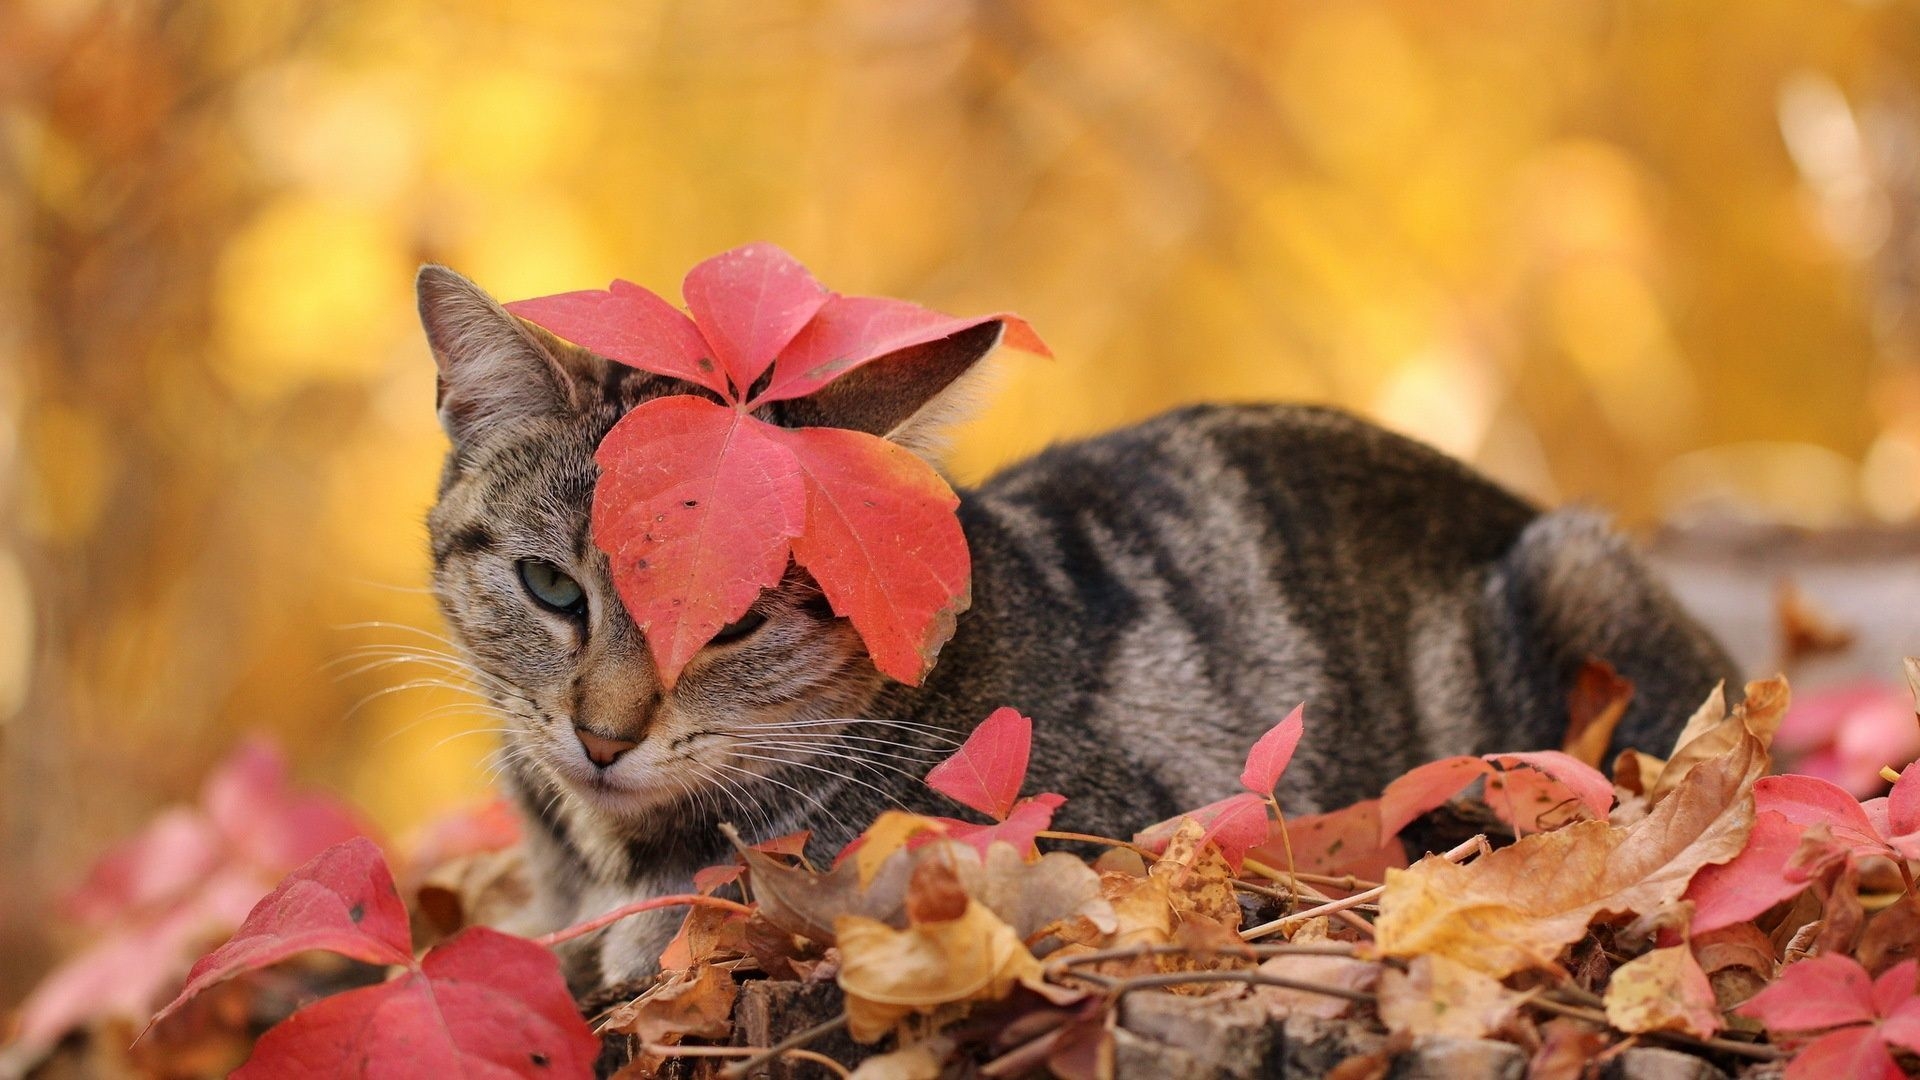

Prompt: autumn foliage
xmin=7 ymin=668 xmax=1920 ymax=1079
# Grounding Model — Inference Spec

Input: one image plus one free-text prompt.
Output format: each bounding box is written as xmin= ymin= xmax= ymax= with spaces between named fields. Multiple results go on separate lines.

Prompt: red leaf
xmin=751 ymin=830 xmax=813 ymax=858
xmin=1737 ymin=953 xmax=1879 ymax=1031
xmin=692 ymin=864 xmax=744 ymax=895
xmin=152 ymin=838 xmax=412 ymax=1028
xmin=1240 ymin=704 xmax=1305 ymax=797
xmin=1378 ymin=756 xmax=1493 ymax=841
xmin=1485 ymin=751 xmax=1613 ymax=821
xmin=233 ymin=928 xmax=598 ymax=1080
xmin=936 ymin=794 xmax=1065 ymax=859
xmin=204 ymin=740 xmax=366 ymax=870
xmin=1135 ymin=792 xmax=1271 ymax=871
xmin=1684 ymin=810 xmax=1810 ymax=934
xmin=681 ymin=242 xmax=828 ymax=397
xmin=924 ymin=708 xmax=1032 ymax=820
xmin=1873 ymin=960 xmax=1919 ymax=1019
xmin=504 ymin=280 xmax=727 ymax=399
xmin=1247 ymin=799 xmax=1408 ymax=889
xmin=1754 ymin=774 xmax=1889 ymax=854
xmin=775 ymin=425 xmax=969 ymax=685
xmin=1788 ymin=1026 xmax=1905 ymax=1080
xmin=754 ymin=294 xmax=1048 ymax=406
xmin=591 ymin=397 xmax=805 ymax=684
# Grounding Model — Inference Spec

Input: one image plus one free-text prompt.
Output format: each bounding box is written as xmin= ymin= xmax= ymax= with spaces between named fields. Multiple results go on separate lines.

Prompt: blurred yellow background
xmin=3 ymin=0 xmax=1918 ymax=999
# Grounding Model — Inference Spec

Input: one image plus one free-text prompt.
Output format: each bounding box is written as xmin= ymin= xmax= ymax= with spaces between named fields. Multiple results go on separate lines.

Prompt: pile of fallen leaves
xmin=9 ymin=665 xmax=1920 ymax=1080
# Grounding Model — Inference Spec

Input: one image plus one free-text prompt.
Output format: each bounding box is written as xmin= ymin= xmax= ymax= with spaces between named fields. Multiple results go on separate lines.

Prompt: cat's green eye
xmin=518 ymin=560 xmax=585 ymax=615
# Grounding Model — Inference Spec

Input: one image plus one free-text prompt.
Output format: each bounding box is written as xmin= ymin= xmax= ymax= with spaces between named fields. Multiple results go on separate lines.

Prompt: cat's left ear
xmin=773 ymin=321 xmax=1004 ymax=459
xmin=416 ymin=265 xmax=605 ymax=446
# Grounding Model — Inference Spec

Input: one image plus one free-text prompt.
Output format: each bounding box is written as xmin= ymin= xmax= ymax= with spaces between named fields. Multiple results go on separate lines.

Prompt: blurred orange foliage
xmin=2 ymin=0 xmax=1918 ymax=1003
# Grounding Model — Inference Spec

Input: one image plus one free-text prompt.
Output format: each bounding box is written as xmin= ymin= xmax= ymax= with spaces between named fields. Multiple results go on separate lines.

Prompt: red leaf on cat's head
xmin=150 ymin=838 xmax=412 ymax=1030
xmin=679 ymin=242 xmax=831 ymax=398
xmin=503 ymin=279 xmax=728 ymax=399
xmin=755 ymin=293 xmax=1049 ymax=406
xmin=591 ymin=396 xmax=807 ymax=684
xmin=1240 ymin=704 xmax=1305 ymax=797
xmin=774 ymin=425 xmax=969 ymax=684
xmin=232 ymin=927 xmax=599 ymax=1079
xmin=507 ymin=245 xmax=1046 ymax=683
xmin=925 ymin=708 xmax=1034 ymax=821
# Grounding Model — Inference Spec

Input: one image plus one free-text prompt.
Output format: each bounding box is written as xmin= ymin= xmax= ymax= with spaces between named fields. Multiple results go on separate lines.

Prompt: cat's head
xmin=416 ymin=265 xmax=1000 ymax=819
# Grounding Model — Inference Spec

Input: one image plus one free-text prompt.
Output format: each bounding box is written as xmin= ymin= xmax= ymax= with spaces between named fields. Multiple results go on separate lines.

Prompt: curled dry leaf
xmin=1373 ymin=726 xmax=1765 ymax=977
xmin=1602 ymin=944 xmax=1722 ymax=1038
xmin=1650 ymin=676 xmax=1789 ymax=804
xmin=600 ymin=963 xmax=737 ymax=1045
xmin=1376 ymin=955 xmax=1521 ymax=1039
xmin=1564 ymin=658 xmax=1634 ymax=768
xmin=835 ymin=900 xmax=1042 ymax=1042
xmin=1148 ymin=818 xmax=1241 ymax=930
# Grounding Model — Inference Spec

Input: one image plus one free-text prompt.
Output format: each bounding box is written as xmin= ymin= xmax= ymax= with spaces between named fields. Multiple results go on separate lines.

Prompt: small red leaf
xmin=204 ymin=740 xmax=367 ymax=871
xmin=936 ymin=794 xmax=1065 ymax=859
xmin=1754 ymin=774 xmax=1889 ymax=854
xmin=233 ymin=927 xmax=598 ymax=1080
xmin=751 ymin=830 xmax=813 ymax=858
xmin=1873 ymin=960 xmax=1919 ymax=1020
xmin=924 ymin=708 xmax=1032 ymax=820
xmin=152 ymin=838 xmax=412 ymax=1028
xmin=1683 ymin=810 xmax=1810 ymax=934
xmin=1240 ymin=704 xmax=1305 ymax=797
xmin=504 ymin=280 xmax=728 ymax=399
xmin=777 ymin=425 xmax=970 ymax=685
xmin=1378 ymin=756 xmax=1493 ymax=841
xmin=754 ymin=294 xmax=1049 ymax=406
xmin=681 ymin=242 xmax=828 ymax=396
xmin=1247 ymin=799 xmax=1408 ymax=888
xmin=1737 ymin=953 xmax=1879 ymax=1031
xmin=1135 ymin=792 xmax=1271 ymax=871
xmin=1484 ymin=751 xmax=1613 ymax=821
xmin=591 ymin=397 xmax=806 ymax=684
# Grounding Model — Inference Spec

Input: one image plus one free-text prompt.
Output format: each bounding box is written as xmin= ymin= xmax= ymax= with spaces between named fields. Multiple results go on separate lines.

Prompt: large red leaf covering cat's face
xmin=506 ymin=243 xmax=1048 ymax=686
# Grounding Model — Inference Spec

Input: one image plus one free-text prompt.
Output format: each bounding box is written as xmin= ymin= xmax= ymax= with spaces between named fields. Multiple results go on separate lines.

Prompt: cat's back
xmin=944 ymin=404 xmax=1544 ymax=818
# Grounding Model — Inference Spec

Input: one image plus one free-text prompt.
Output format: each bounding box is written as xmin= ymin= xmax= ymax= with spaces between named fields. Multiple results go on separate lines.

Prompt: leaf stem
xmin=644 ymin=1043 xmax=852 ymax=1079
xmin=1238 ymin=835 xmax=1486 ymax=942
xmin=720 ymin=1014 xmax=850 ymax=1080
xmin=535 ymin=894 xmax=754 ymax=948
xmin=1527 ymin=996 xmax=1780 ymax=1061
xmin=1035 ymin=829 xmax=1160 ymax=860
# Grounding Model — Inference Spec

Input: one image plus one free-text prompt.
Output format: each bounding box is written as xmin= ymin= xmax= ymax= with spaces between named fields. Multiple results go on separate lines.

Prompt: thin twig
xmin=1242 ymin=858 xmax=1383 ymax=892
xmin=1090 ymin=969 xmax=1378 ymax=1002
xmin=643 ymin=1043 xmax=852 ymax=1079
xmin=535 ymin=894 xmax=753 ymax=948
xmin=1043 ymin=940 xmax=1359 ymax=979
xmin=1240 ymin=835 xmax=1487 ymax=941
xmin=1527 ymin=996 xmax=1781 ymax=1062
xmin=1035 ymin=829 xmax=1161 ymax=860
xmin=720 ymin=1014 xmax=850 ymax=1080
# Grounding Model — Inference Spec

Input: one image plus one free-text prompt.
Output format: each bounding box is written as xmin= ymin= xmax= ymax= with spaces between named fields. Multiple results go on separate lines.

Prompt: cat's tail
xmin=1486 ymin=507 xmax=1740 ymax=762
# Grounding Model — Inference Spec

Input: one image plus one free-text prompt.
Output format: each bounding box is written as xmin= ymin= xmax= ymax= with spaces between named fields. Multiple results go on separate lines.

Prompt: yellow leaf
xmin=835 ymin=900 xmax=1041 ymax=1043
xmin=1378 ymin=955 xmax=1521 ymax=1038
xmin=1374 ymin=729 xmax=1765 ymax=977
xmin=854 ymin=811 xmax=947 ymax=887
xmin=1603 ymin=945 xmax=1722 ymax=1038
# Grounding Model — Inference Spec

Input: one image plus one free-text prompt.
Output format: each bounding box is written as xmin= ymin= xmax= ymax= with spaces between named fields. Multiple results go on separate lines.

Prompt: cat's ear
xmin=775 ymin=321 xmax=1003 ymax=458
xmin=416 ymin=265 xmax=604 ymax=445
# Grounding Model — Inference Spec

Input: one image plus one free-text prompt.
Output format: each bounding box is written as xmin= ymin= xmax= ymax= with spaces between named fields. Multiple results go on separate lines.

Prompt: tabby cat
xmin=415 ymin=265 xmax=1736 ymax=988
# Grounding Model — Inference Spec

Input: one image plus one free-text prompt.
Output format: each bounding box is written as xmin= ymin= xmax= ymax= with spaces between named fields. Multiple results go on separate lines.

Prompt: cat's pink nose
xmin=575 ymin=727 xmax=638 ymax=768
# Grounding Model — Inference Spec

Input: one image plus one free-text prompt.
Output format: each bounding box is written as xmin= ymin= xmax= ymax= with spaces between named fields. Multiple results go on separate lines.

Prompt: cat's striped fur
xmin=416 ymin=266 xmax=1737 ymax=989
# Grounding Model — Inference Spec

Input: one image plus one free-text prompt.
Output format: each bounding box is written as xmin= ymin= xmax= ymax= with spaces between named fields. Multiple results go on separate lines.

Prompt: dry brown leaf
xmin=958 ymin=845 xmax=1117 ymax=943
xmin=1373 ymin=728 xmax=1765 ymax=977
xmin=1776 ymin=579 xmax=1855 ymax=665
xmin=1602 ymin=945 xmax=1722 ymax=1038
xmin=1858 ymin=895 xmax=1920 ymax=975
xmin=836 ymin=900 xmax=1042 ymax=1042
xmin=600 ymin=964 xmax=737 ymax=1044
xmin=413 ymin=846 xmax=533 ymax=940
xmin=1565 ymin=658 xmax=1634 ymax=768
xmin=1649 ymin=677 xmax=1787 ymax=804
xmin=1693 ymin=924 xmax=1776 ymax=1013
xmin=1149 ymin=818 xmax=1241 ymax=930
xmin=1251 ymin=950 xmax=1379 ymax=1020
xmin=1527 ymin=1017 xmax=1610 ymax=1080
xmin=855 ymin=811 xmax=947 ymax=886
xmin=1377 ymin=955 xmax=1521 ymax=1038
xmin=847 ymin=1038 xmax=952 ymax=1079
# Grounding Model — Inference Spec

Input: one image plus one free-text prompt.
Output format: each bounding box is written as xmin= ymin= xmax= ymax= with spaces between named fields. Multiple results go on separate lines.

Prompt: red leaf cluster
xmin=506 ymin=244 xmax=1048 ymax=686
